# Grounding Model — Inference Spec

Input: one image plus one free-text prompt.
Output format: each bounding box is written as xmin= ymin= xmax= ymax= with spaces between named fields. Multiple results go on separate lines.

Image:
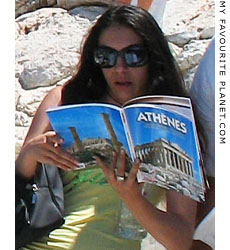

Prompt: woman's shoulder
xmin=39 ymin=85 xmax=63 ymax=109
xmin=46 ymin=86 xmax=63 ymax=104
xmin=32 ymin=85 xmax=64 ymax=126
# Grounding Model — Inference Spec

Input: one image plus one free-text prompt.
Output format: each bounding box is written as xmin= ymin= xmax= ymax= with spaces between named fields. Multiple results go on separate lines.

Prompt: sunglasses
xmin=94 ymin=44 xmax=149 ymax=68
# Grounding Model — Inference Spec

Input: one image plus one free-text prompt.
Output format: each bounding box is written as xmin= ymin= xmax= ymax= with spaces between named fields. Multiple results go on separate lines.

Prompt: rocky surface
xmin=15 ymin=0 xmax=113 ymax=17
xmin=15 ymin=1 xmax=215 ymax=249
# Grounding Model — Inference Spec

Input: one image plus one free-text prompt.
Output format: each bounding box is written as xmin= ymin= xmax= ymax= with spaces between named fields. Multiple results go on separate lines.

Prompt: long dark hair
xmin=62 ymin=5 xmax=187 ymax=105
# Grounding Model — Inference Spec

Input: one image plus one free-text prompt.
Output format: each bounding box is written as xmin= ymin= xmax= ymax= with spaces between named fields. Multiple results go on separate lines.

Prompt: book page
xmin=47 ymin=103 xmax=132 ymax=170
xmin=124 ymin=102 xmax=205 ymax=202
xmin=124 ymin=95 xmax=191 ymax=108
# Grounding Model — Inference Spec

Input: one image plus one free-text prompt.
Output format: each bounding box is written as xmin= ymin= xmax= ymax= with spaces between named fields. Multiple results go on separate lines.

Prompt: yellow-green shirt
xmin=21 ymin=168 xmax=141 ymax=250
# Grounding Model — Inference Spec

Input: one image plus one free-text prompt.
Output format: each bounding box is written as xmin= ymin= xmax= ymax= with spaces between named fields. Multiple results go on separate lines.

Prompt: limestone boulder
xmin=57 ymin=0 xmax=113 ymax=9
xmin=16 ymin=0 xmax=57 ymax=17
xmin=15 ymin=0 xmax=114 ymax=18
xmin=177 ymin=39 xmax=211 ymax=72
xmin=16 ymin=7 xmax=93 ymax=90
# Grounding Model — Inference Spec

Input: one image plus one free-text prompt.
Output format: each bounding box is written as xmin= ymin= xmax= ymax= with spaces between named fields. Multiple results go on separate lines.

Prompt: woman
xmin=16 ymin=5 xmax=197 ymax=250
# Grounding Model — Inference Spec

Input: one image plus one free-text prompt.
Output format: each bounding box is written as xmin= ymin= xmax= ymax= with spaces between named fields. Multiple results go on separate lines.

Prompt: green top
xmin=21 ymin=168 xmax=143 ymax=250
xmin=21 ymin=166 xmax=165 ymax=250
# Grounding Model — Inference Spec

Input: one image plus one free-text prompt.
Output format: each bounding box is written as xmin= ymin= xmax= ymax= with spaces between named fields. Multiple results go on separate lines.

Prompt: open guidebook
xmin=47 ymin=95 xmax=207 ymax=202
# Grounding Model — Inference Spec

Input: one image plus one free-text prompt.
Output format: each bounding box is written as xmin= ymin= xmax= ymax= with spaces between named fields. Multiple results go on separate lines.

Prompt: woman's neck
xmin=103 ymin=92 xmax=124 ymax=107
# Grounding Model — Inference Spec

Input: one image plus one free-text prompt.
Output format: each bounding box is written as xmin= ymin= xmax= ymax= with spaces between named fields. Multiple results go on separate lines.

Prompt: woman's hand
xmin=94 ymin=149 xmax=143 ymax=201
xmin=16 ymin=131 xmax=79 ymax=179
xmin=96 ymin=149 xmax=197 ymax=250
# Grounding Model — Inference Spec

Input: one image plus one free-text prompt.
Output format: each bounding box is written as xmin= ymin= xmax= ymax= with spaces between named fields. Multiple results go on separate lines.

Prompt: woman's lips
xmin=115 ymin=81 xmax=132 ymax=87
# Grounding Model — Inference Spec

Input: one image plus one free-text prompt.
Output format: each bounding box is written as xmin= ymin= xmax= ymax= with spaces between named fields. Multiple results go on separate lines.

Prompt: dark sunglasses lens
xmin=94 ymin=48 xmax=116 ymax=68
xmin=124 ymin=48 xmax=148 ymax=67
xmin=94 ymin=46 xmax=148 ymax=68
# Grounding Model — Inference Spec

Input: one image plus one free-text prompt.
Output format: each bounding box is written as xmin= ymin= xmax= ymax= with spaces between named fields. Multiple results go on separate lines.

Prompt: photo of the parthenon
xmin=135 ymin=139 xmax=204 ymax=202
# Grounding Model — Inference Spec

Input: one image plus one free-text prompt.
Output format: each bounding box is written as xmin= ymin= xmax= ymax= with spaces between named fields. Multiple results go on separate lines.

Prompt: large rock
xmin=178 ymin=39 xmax=211 ymax=88
xmin=177 ymin=39 xmax=211 ymax=72
xmin=15 ymin=0 xmax=114 ymax=17
xmin=69 ymin=5 xmax=106 ymax=21
xmin=15 ymin=7 xmax=94 ymax=90
xmin=16 ymin=0 xmax=57 ymax=17
xmin=57 ymin=0 xmax=113 ymax=9
xmin=167 ymin=31 xmax=199 ymax=48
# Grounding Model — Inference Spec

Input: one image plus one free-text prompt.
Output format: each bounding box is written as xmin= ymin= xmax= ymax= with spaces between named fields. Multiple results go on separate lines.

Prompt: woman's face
xmin=98 ymin=24 xmax=149 ymax=105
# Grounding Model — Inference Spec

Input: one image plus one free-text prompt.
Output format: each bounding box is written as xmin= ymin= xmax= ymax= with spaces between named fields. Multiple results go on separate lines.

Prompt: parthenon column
xmin=69 ymin=126 xmax=83 ymax=151
xmin=101 ymin=113 xmax=120 ymax=153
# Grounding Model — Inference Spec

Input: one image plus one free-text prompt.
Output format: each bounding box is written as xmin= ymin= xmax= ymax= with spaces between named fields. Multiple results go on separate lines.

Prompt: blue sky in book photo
xmin=124 ymin=106 xmax=202 ymax=184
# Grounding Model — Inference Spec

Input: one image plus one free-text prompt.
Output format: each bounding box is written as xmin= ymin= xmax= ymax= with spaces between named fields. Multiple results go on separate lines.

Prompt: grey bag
xmin=15 ymin=163 xmax=65 ymax=249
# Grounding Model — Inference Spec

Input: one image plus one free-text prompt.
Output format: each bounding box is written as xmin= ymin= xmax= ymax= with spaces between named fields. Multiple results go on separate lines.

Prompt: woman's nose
xmin=114 ymin=56 xmax=127 ymax=72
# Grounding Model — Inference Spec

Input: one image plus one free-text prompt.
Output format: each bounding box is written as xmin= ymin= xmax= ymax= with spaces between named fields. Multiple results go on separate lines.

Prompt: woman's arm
xmin=16 ymin=86 xmax=78 ymax=179
xmin=124 ymin=188 xmax=196 ymax=250
xmin=95 ymin=150 xmax=197 ymax=250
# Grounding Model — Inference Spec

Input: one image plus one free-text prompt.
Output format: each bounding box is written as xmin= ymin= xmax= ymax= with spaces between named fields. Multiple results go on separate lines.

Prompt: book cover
xmin=47 ymin=95 xmax=206 ymax=202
